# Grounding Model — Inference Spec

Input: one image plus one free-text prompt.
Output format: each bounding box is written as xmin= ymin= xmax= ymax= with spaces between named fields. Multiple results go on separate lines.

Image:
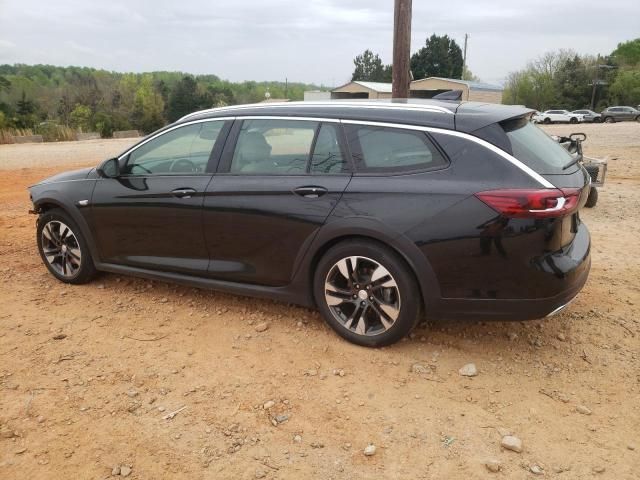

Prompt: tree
xmin=553 ymin=55 xmax=592 ymax=110
xmin=609 ymin=69 xmax=640 ymax=106
xmin=462 ymin=68 xmax=480 ymax=82
xmin=410 ymin=34 xmax=463 ymax=80
xmin=131 ymin=75 xmax=165 ymax=133
xmin=612 ymin=38 xmax=640 ymax=66
xmin=69 ymin=104 xmax=92 ymax=131
xmin=167 ymin=75 xmax=201 ymax=122
xmin=15 ymin=91 xmax=38 ymax=128
xmin=0 ymin=75 xmax=10 ymax=93
xmin=351 ymin=49 xmax=392 ymax=82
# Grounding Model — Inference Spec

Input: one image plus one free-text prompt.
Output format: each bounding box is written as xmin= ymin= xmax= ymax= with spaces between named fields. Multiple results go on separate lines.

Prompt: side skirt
xmin=95 ymin=262 xmax=314 ymax=308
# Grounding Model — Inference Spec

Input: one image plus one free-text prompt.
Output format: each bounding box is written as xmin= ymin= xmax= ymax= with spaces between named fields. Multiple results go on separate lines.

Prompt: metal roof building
xmin=331 ymin=81 xmax=393 ymax=100
xmin=410 ymin=77 xmax=503 ymax=103
xmin=329 ymin=77 xmax=503 ymax=104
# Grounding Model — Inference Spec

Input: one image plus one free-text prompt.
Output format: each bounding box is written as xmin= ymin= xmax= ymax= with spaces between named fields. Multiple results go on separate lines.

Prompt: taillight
xmin=475 ymin=188 xmax=581 ymax=218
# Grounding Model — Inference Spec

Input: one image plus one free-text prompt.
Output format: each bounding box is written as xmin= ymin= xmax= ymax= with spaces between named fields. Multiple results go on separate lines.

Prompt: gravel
xmin=458 ymin=363 xmax=478 ymax=377
xmin=363 ymin=444 xmax=376 ymax=456
xmin=501 ymin=435 xmax=523 ymax=453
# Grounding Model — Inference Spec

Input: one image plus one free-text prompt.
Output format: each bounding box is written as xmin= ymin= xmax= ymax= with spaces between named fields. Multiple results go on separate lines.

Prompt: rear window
xmin=501 ymin=117 xmax=575 ymax=174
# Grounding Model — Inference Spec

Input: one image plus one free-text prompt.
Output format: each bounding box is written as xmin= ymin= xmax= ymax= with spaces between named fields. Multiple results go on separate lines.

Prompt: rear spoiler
xmin=431 ymin=90 xmax=463 ymax=102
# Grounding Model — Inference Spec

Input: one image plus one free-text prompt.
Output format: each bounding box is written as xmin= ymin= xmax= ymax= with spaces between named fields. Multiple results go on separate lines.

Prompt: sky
xmin=0 ymin=0 xmax=637 ymax=87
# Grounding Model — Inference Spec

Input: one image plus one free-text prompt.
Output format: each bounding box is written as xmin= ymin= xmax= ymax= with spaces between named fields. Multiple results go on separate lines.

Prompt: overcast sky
xmin=0 ymin=0 xmax=637 ymax=86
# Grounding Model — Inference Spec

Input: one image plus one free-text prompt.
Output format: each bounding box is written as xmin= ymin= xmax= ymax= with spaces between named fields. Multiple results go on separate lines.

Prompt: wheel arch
xmin=292 ymin=219 xmax=441 ymax=312
xmin=31 ymin=193 xmax=101 ymax=264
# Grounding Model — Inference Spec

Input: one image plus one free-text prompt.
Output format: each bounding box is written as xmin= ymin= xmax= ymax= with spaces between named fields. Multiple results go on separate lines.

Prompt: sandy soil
xmin=0 ymin=123 xmax=638 ymax=479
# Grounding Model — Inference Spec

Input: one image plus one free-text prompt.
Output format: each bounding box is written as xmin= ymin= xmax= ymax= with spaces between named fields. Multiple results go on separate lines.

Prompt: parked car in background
xmin=28 ymin=100 xmax=592 ymax=347
xmin=534 ymin=110 xmax=583 ymax=124
xmin=600 ymin=106 xmax=640 ymax=123
xmin=573 ymin=109 xmax=601 ymax=123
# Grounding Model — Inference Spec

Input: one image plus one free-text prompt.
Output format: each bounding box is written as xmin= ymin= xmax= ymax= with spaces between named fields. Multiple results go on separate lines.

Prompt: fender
xmin=290 ymin=216 xmax=441 ymax=311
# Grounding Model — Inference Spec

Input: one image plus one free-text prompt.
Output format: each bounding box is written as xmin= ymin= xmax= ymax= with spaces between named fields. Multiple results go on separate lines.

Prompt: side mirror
xmin=97 ymin=157 xmax=120 ymax=178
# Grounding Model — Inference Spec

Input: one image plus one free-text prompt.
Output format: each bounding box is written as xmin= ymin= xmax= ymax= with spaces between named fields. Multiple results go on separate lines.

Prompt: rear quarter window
xmin=500 ymin=117 xmax=575 ymax=174
xmin=345 ymin=124 xmax=448 ymax=174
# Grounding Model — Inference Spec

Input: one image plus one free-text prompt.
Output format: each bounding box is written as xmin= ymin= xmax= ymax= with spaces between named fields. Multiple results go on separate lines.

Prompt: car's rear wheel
xmin=635 ymin=115 xmax=640 ymax=123
xmin=604 ymin=116 xmax=615 ymax=123
xmin=313 ymin=239 xmax=421 ymax=347
xmin=585 ymin=187 xmax=598 ymax=208
xmin=37 ymin=208 xmax=97 ymax=284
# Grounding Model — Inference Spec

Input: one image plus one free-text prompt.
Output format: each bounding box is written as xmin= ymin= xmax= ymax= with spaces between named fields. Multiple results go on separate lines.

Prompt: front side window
xmin=124 ymin=121 xmax=223 ymax=175
xmin=345 ymin=124 xmax=447 ymax=174
xmin=230 ymin=119 xmax=318 ymax=174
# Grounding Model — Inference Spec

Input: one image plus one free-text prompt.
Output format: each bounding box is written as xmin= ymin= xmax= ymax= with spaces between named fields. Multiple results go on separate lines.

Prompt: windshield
xmin=501 ymin=117 xmax=576 ymax=174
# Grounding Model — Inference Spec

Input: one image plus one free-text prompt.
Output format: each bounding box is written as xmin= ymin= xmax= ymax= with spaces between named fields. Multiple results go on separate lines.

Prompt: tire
xmin=37 ymin=208 xmax=97 ymax=284
xmin=543 ymin=118 xmax=551 ymax=124
xmin=313 ymin=239 xmax=421 ymax=347
xmin=604 ymin=116 xmax=615 ymax=123
xmin=585 ymin=187 xmax=598 ymax=208
xmin=570 ymin=117 xmax=578 ymax=124
xmin=635 ymin=116 xmax=640 ymax=123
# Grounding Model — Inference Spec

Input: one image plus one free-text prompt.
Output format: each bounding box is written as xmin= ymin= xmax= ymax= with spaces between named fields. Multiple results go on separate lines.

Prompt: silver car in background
xmin=573 ymin=109 xmax=601 ymax=123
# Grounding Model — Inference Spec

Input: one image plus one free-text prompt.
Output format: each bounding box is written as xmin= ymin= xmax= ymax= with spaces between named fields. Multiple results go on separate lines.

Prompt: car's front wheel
xmin=543 ymin=118 xmax=551 ymax=124
xmin=604 ymin=116 xmax=615 ymax=123
xmin=570 ymin=117 xmax=578 ymax=124
xmin=37 ymin=208 xmax=97 ymax=284
xmin=314 ymin=239 xmax=421 ymax=347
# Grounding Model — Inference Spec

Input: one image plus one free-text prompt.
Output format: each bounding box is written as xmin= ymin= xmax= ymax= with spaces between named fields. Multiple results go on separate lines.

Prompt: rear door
xmin=202 ymin=118 xmax=351 ymax=286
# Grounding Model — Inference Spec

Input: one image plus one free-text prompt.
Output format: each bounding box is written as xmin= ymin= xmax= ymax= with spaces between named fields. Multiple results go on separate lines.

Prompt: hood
xmin=32 ymin=167 xmax=95 ymax=186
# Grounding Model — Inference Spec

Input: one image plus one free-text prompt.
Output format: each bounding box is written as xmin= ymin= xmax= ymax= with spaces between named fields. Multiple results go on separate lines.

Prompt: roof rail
xmin=179 ymin=100 xmax=454 ymax=121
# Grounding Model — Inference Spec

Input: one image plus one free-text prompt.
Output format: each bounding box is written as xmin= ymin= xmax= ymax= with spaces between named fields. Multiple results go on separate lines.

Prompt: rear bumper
xmin=430 ymin=223 xmax=591 ymax=321
xmin=432 ymin=258 xmax=589 ymax=320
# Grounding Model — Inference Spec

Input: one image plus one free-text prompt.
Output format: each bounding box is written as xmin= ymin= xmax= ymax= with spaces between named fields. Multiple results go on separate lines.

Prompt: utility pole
xmin=462 ymin=33 xmax=469 ymax=80
xmin=392 ymin=0 xmax=412 ymax=99
xmin=590 ymin=64 xmax=616 ymax=110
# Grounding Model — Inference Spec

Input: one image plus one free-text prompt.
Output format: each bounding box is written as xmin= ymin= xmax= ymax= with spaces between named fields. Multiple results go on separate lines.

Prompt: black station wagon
xmin=29 ymin=100 xmax=592 ymax=346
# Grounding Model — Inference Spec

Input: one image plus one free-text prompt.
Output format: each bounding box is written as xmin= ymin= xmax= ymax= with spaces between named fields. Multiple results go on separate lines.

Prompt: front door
xmin=202 ymin=118 xmax=352 ymax=286
xmin=91 ymin=120 xmax=230 ymax=275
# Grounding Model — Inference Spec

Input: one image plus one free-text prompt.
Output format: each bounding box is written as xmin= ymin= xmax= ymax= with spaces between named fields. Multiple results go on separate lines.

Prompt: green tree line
xmin=502 ymin=38 xmax=640 ymax=111
xmin=0 ymin=64 xmax=322 ymax=137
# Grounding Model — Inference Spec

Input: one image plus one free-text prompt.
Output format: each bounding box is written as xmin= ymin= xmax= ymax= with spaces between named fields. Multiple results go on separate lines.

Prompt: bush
xmin=35 ymin=122 xmax=77 ymax=142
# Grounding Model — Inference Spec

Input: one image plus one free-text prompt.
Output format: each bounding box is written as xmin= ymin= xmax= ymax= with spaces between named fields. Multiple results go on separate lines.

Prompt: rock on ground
xmin=501 ymin=435 xmax=523 ymax=453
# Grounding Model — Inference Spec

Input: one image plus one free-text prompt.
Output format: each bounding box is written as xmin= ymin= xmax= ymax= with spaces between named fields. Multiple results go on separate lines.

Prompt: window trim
xmin=116 ymin=118 xmax=233 ymax=177
xmin=110 ymin=113 xmax=553 ymax=187
xmin=308 ymin=122 xmax=353 ymax=175
xmin=343 ymin=122 xmax=451 ymax=176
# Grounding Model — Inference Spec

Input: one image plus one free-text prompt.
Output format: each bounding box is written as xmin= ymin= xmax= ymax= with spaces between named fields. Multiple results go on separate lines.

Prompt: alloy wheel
xmin=324 ymin=256 xmax=401 ymax=336
xmin=41 ymin=220 xmax=82 ymax=278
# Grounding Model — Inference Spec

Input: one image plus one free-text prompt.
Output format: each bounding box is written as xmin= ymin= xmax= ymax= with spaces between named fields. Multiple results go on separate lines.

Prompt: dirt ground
xmin=0 ymin=123 xmax=638 ymax=479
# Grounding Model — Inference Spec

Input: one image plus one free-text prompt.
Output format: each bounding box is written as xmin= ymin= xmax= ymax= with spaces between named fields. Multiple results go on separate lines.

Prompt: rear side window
xmin=230 ymin=119 xmax=318 ymax=174
xmin=345 ymin=124 xmax=447 ymax=174
xmin=501 ymin=117 xmax=574 ymax=174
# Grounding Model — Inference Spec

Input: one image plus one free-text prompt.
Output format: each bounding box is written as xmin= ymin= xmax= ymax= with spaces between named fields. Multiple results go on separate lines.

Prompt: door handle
xmin=171 ymin=188 xmax=197 ymax=199
xmin=293 ymin=186 xmax=328 ymax=198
